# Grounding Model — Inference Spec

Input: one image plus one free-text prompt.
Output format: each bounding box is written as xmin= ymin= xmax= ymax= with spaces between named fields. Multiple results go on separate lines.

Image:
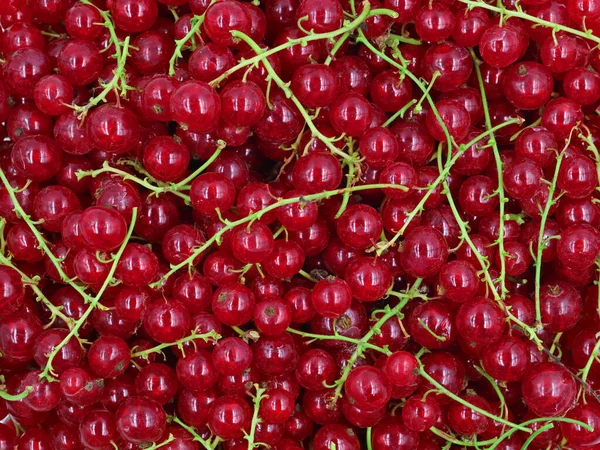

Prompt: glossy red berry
xmin=522 ymin=362 xmax=576 ymax=417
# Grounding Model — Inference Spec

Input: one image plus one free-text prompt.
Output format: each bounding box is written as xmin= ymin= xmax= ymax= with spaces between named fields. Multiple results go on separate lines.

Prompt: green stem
xmin=143 ymin=435 xmax=176 ymax=450
xmin=39 ymin=208 xmax=139 ymax=381
xmin=385 ymin=33 xmax=422 ymax=46
xmin=131 ymin=330 xmax=221 ymax=359
xmin=74 ymin=36 xmax=132 ymax=117
xmin=366 ymin=427 xmax=373 ymax=450
xmin=459 ymin=0 xmax=600 ymax=45
xmin=487 ymin=416 xmax=592 ymax=450
xmin=331 ymin=280 xmax=423 ymax=402
xmin=418 ymin=367 xmax=531 ymax=432
xmin=474 ymin=365 xmax=507 ymax=420
xmin=429 ymin=427 xmax=496 ymax=447
xmin=0 ymin=170 xmax=92 ymax=302
xmin=580 ymin=336 xmax=600 ymax=383
xmin=286 ymin=328 xmax=390 ymax=354
xmin=171 ymin=141 xmax=226 ymax=190
xmin=382 ymin=98 xmax=417 ymax=128
xmin=469 ymin=48 xmax=508 ymax=298
xmin=151 ymin=182 xmax=408 ymax=287
xmin=168 ymin=4 xmax=216 ymax=75
xmin=231 ymin=31 xmax=355 ymax=163
xmin=437 ymin=147 xmax=545 ymax=348
xmin=324 ymin=32 xmax=351 ymax=65
xmin=533 ymin=148 xmax=565 ymax=327
xmin=245 ymin=385 xmax=267 ymax=449
xmin=0 ymin=386 xmax=32 ymax=402
xmin=210 ymin=2 xmax=375 ymax=87
xmin=336 ymin=148 xmax=356 ymax=218
xmin=172 ymin=417 xmax=214 ymax=450
xmin=80 ymin=0 xmax=123 ymax=61
xmin=521 ymin=424 xmax=553 ymax=450
xmin=77 ymin=162 xmax=191 ymax=204
xmin=461 ymin=118 xmax=523 ymax=151
xmin=0 ymin=250 xmax=73 ymax=329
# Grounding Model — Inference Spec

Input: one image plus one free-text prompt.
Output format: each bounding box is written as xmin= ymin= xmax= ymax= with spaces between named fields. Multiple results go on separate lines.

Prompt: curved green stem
xmin=469 ymin=48 xmax=508 ymax=298
xmin=580 ymin=336 xmax=600 ymax=383
xmin=143 ymin=435 xmax=176 ymax=450
xmin=131 ymin=330 xmax=221 ymax=359
xmin=245 ymin=385 xmax=267 ymax=449
xmin=39 ymin=208 xmax=138 ymax=381
xmin=168 ymin=3 xmax=216 ymax=75
xmin=330 ymin=280 xmax=423 ymax=402
xmin=418 ymin=366 xmax=531 ymax=433
xmin=385 ymin=33 xmax=422 ymax=46
xmin=430 ymin=427 xmax=496 ymax=447
xmin=0 ymin=249 xmax=73 ymax=329
xmin=151 ymin=182 xmax=408 ymax=286
xmin=74 ymin=36 xmax=132 ymax=118
xmin=0 ymin=170 xmax=93 ymax=303
xmin=459 ymin=0 xmax=600 ymax=45
xmin=172 ymin=417 xmax=215 ymax=450
xmin=0 ymin=386 xmax=32 ymax=402
xmin=210 ymin=2 xmax=375 ymax=87
xmin=231 ymin=30 xmax=355 ymax=163
xmin=286 ymin=328 xmax=389 ymax=354
xmin=174 ymin=142 xmax=226 ymax=190
xmin=533 ymin=148 xmax=566 ymax=328
xmin=485 ymin=416 xmax=591 ymax=450
xmin=521 ymin=424 xmax=553 ymax=450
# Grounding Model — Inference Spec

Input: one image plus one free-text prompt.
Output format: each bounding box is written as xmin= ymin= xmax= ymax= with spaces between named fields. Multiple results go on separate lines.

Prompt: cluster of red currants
xmin=1 ymin=0 xmax=600 ymax=449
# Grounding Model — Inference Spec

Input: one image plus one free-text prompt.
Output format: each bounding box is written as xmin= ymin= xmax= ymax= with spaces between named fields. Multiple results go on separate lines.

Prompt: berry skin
xmin=6 ymin=3 xmax=600 ymax=448
xmin=522 ymin=362 xmax=577 ymax=417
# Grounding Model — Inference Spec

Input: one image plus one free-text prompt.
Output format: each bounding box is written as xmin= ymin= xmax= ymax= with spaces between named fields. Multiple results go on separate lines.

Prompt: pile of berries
xmin=2 ymin=0 xmax=600 ymax=448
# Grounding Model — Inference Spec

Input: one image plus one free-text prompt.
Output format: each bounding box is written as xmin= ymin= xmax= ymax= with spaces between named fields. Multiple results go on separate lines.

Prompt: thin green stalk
xmin=385 ymin=33 xmax=422 ymax=46
xmin=418 ymin=367 xmax=531 ymax=433
xmin=0 ymin=251 xmax=73 ymax=329
xmin=580 ymin=336 xmax=600 ymax=383
xmin=461 ymin=119 xmax=523 ymax=151
xmin=74 ymin=36 xmax=132 ymax=118
xmin=459 ymin=0 xmax=600 ymax=45
xmin=286 ymin=328 xmax=390 ymax=354
xmin=366 ymin=427 xmax=373 ymax=450
xmin=131 ymin=330 xmax=221 ymax=359
xmin=354 ymin=33 xmax=527 ymax=256
xmin=245 ymin=385 xmax=267 ymax=449
xmin=0 ymin=386 xmax=32 ymax=402
xmin=168 ymin=3 xmax=217 ymax=75
xmin=437 ymin=146 xmax=545 ymax=348
xmin=171 ymin=141 xmax=226 ymax=190
xmin=331 ymin=280 xmax=423 ymax=402
xmin=533 ymin=148 xmax=566 ymax=328
xmin=469 ymin=48 xmax=508 ymax=298
xmin=324 ymin=32 xmax=351 ymax=65
xmin=0 ymin=170 xmax=93 ymax=303
xmin=474 ymin=365 xmax=507 ymax=420
xmin=39 ymin=208 xmax=139 ymax=381
xmin=231 ymin=31 xmax=356 ymax=163
xmin=142 ymin=435 xmax=176 ymax=450
xmin=430 ymin=427 xmax=496 ymax=447
xmin=335 ymin=146 xmax=357 ymax=218
xmin=210 ymin=2 xmax=377 ymax=87
xmin=485 ymin=416 xmax=591 ymax=450
xmin=521 ymin=424 xmax=553 ymax=449
xmin=151 ymin=182 xmax=408 ymax=286
xmin=382 ymin=98 xmax=417 ymax=128
xmin=80 ymin=0 xmax=123 ymax=61
xmin=77 ymin=162 xmax=191 ymax=204
xmin=172 ymin=417 xmax=214 ymax=450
